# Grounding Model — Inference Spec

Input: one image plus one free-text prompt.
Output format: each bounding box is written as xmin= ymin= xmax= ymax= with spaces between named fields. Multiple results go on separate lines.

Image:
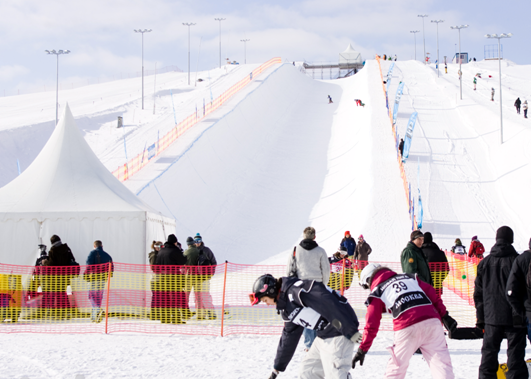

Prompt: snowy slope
xmin=384 ymin=59 xmax=531 ymax=252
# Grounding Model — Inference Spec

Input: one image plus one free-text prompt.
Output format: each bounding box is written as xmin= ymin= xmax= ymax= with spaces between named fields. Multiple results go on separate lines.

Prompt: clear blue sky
xmin=0 ymin=0 xmax=527 ymax=93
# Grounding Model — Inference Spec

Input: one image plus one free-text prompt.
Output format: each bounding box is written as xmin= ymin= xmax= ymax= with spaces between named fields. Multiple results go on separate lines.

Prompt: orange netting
xmin=0 ymin=255 xmax=477 ymax=335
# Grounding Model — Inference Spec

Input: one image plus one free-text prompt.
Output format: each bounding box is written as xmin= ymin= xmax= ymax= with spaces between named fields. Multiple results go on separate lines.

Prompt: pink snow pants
xmin=385 ymin=318 xmax=454 ymax=379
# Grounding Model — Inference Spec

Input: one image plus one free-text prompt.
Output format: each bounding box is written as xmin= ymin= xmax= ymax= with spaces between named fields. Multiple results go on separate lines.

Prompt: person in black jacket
xmin=421 ymin=232 xmax=449 ymax=297
xmin=514 ymin=97 xmax=521 ymax=114
xmin=398 ymin=138 xmax=404 ymax=156
xmin=474 ymin=226 xmax=527 ymax=379
xmin=153 ymin=234 xmax=187 ymax=324
xmin=507 ymin=238 xmax=531 ymax=343
xmin=250 ymin=274 xmax=361 ymax=379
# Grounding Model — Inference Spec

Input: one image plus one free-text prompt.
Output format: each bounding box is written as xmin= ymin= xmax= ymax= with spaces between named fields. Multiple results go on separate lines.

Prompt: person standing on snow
xmin=398 ymin=138 xmax=405 ymax=157
xmin=194 ymin=233 xmax=217 ymax=320
xmin=353 ymin=264 xmax=457 ymax=378
xmin=445 ymin=63 xmax=448 ymax=74
xmin=354 ymin=235 xmax=372 ymax=271
xmin=400 ymin=230 xmax=433 ymax=286
xmin=84 ymin=240 xmax=113 ymax=323
xmin=473 ymin=76 xmax=477 ymax=90
xmin=451 ymin=238 xmax=467 ymax=255
xmin=468 ymin=236 xmax=485 ymax=260
xmin=515 ymin=97 xmax=521 ymax=114
xmin=474 ymin=226 xmax=527 ymax=379
xmin=340 ymin=231 xmax=356 ymax=257
xmin=506 ymin=238 xmax=531 ymax=344
xmin=421 ymin=232 xmax=449 ymax=297
xmin=491 ymin=88 xmax=495 ymax=101
xmin=250 ymin=274 xmax=361 ymax=379
xmin=328 ymin=246 xmax=354 ymax=291
xmin=328 ymin=95 xmax=333 ymax=104
xmin=523 ymin=100 xmax=528 ymax=118
xmin=394 ymin=55 xmax=397 ymax=61
xmin=286 ymin=226 xmax=330 ymax=351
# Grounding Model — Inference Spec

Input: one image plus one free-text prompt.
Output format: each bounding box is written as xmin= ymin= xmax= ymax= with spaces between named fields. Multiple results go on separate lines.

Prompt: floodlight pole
xmin=431 ymin=20 xmax=444 ymax=77
xmin=240 ymin=39 xmax=250 ymax=64
xmin=410 ymin=31 xmax=420 ymax=61
xmin=486 ymin=33 xmax=512 ymax=144
xmin=214 ymin=18 xmax=226 ymax=68
xmin=451 ymin=25 xmax=468 ymax=100
xmin=45 ymin=49 xmax=70 ymax=125
xmin=183 ymin=23 xmax=196 ymax=85
xmin=134 ymin=29 xmax=152 ymax=110
xmin=418 ymin=15 xmax=428 ymax=64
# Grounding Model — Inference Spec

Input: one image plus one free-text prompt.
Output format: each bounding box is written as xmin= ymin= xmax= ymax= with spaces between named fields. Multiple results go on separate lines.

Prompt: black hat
xmin=50 ymin=235 xmax=61 ymax=244
xmin=410 ymin=230 xmax=424 ymax=241
xmin=423 ymin=232 xmax=433 ymax=244
xmin=496 ymin=226 xmax=514 ymax=244
xmin=186 ymin=237 xmax=195 ymax=246
xmin=167 ymin=234 xmax=178 ymax=244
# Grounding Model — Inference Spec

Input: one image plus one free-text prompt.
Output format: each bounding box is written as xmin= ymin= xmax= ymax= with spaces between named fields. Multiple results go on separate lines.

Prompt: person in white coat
xmin=286 ymin=226 xmax=330 ymax=350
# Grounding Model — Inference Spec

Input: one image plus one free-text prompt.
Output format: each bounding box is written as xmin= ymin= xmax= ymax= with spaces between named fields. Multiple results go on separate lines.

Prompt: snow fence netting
xmin=0 ymin=254 xmax=476 ymax=334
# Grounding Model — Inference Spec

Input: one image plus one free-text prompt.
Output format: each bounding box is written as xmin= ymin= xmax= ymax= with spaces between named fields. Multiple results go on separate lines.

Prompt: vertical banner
xmin=392 ymin=82 xmax=405 ymax=125
xmin=16 ymin=159 xmax=21 ymax=175
xmin=170 ymin=90 xmax=177 ymax=125
xmin=386 ymin=63 xmax=395 ymax=92
xmin=417 ymin=158 xmax=423 ymax=229
xmin=401 ymin=112 xmax=418 ymax=162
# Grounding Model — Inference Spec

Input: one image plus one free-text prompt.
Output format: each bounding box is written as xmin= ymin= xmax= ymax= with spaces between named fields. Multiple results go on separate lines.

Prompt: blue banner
xmin=392 ymin=82 xmax=405 ymax=125
xmin=386 ymin=63 xmax=394 ymax=92
xmin=417 ymin=195 xmax=423 ymax=229
xmin=401 ymin=112 xmax=418 ymax=162
xmin=147 ymin=143 xmax=156 ymax=160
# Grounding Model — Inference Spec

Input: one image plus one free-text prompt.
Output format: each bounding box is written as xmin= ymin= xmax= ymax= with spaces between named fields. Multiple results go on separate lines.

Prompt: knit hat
xmin=186 ymin=237 xmax=195 ymax=246
xmin=167 ymin=234 xmax=178 ymax=244
xmin=423 ymin=232 xmax=433 ymax=244
xmin=496 ymin=226 xmax=514 ymax=244
xmin=410 ymin=230 xmax=424 ymax=241
xmin=345 ymin=231 xmax=350 ymax=237
xmin=50 ymin=235 xmax=61 ymax=244
xmin=471 ymin=236 xmax=478 ymax=241
xmin=194 ymin=233 xmax=202 ymax=243
xmin=358 ymin=234 xmax=364 ymax=240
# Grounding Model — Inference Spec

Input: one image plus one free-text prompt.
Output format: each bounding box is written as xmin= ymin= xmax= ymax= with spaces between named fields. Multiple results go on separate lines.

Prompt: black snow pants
xmin=479 ymin=324 xmax=527 ymax=379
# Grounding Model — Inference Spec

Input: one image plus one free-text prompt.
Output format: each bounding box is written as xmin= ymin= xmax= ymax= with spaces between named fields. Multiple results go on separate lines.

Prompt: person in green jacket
xmin=183 ymin=237 xmax=201 ymax=319
xmin=401 ymin=230 xmax=433 ymax=286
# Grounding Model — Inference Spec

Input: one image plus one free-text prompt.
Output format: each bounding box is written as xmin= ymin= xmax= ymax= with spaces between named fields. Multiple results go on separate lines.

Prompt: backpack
xmin=475 ymin=242 xmax=485 ymax=257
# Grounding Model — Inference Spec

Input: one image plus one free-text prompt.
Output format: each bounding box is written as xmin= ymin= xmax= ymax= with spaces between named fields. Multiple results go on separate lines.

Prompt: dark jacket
xmin=85 ymin=247 xmax=113 ymax=278
xmin=354 ymin=241 xmax=372 ymax=261
xmin=197 ymin=244 xmax=217 ymax=276
xmin=401 ymin=241 xmax=433 ymax=286
xmin=153 ymin=242 xmax=186 ymax=274
xmin=515 ymin=98 xmax=521 ymax=108
xmin=508 ymin=239 xmax=531 ymax=320
xmin=47 ymin=242 xmax=75 ymax=267
xmin=422 ymin=239 xmax=449 ymax=290
xmin=273 ymin=277 xmax=359 ymax=372
xmin=399 ymin=140 xmax=404 ymax=155
xmin=474 ymin=241 xmax=519 ymax=326
xmin=340 ymin=237 xmax=356 ymax=256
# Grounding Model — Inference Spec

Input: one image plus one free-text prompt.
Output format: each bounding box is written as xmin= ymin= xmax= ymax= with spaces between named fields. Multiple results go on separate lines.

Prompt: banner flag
xmin=392 ymin=82 xmax=405 ymax=125
xmin=386 ymin=63 xmax=395 ymax=92
xmin=417 ymin=158 xmax=423 ymax=229
xmin=401 ymin=112 xmax=418 ymax=162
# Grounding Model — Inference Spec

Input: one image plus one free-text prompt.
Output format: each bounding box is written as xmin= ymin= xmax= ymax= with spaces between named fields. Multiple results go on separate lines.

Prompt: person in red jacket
xmin=352 ymin=263 xmax=458 ymax=379
xmin=468 ymin=236 xmax=485 ymax=259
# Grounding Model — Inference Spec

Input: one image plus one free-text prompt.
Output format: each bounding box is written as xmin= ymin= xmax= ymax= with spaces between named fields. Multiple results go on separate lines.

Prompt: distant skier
xmin=354 ymin=99 xmax=365 ymax=107
xmin=523 ymin=100 xmax=528 ymax=118
xmin=445 ymin=63 xmax=448 ymax=74
xmin=451 ymin=238 xmax=467 ymax=255
xmin=515 ymin=97 xmax=521 ymax=114
xmin=328 ymin=95 xmax=333 ymax=104
xmin=491 ymin=88 xmax=495 ymax=101
xmin=398 ymin=138 xmax=404 ymax=157
xmin=473 ymin=76 xmax=477 ymax=90
xmin=394 ymin=55 xmax=397 ymax=61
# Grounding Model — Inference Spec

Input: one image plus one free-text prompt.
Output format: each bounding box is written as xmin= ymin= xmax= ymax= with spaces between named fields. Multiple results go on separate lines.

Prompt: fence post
xmin=340 ymin=258 xmax=346 ymax=296
xmin=104 ymin=262 xmax=112 ymax=334
xmin=220 ymin=261 xmax=228 ymax=337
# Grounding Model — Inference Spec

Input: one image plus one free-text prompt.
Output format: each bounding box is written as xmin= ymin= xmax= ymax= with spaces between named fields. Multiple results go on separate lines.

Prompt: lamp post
xmin=486 ymin=33 xmax=512 ymax=144
xmin=410 ymin=31 xmax=420 ymax=61
xmin=134 ymin=29 xmax=152 ymax=110
xmin=214 ymin=18 xmax=226 ymax=69
xmin=450 ymin=25 xmax=468 ymax=100
xmin=240 ymin=39 xmax=250 ymax=64
xmin=183 ymin=23 xmax=196 ymax=85
xmin=45 ymin=49 xmax=70 ymax=126
xmin=431 ymin=20 xmax=444 ymax=77
xmin=418 ymin=15 xmax=428 ymax=64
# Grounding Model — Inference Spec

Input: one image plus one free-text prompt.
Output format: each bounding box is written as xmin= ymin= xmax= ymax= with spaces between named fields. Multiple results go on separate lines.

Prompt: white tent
xmin=339 ymin=44 xmax=363 ymax=68
xmin=0 ymin=104 xmax=175 ymax=266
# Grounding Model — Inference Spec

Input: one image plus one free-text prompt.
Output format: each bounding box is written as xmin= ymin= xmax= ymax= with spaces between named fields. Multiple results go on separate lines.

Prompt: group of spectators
xmin=450 ymin=236 xmax=485 ymax=259
xmin=30 ymin=232 xmax=217 ymax=325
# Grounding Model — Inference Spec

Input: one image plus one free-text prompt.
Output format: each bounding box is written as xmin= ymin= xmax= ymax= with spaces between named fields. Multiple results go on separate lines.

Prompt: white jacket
xmin=286 ymin=241 xmax=330 ymax=284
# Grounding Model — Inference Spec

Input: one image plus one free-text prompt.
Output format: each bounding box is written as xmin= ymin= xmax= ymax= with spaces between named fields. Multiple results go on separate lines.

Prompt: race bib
xmin=288 ymin=306 xmax=329 ymax=331
xmin=454 ymin=246 xmax=465 ymax=254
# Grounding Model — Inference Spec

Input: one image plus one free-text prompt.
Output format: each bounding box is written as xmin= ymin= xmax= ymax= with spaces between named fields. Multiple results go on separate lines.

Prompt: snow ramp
xmin=138 ymin=62 xmax=411 ymax=264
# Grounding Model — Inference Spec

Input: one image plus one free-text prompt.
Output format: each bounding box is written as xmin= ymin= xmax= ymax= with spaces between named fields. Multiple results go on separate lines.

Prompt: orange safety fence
xmin=375 ymin=55 xmax=418 ymax=230
xmin=0 ymin=259 xmax=476 ymax=335
xmin=111 ymin=57 xmax=283 ymax=182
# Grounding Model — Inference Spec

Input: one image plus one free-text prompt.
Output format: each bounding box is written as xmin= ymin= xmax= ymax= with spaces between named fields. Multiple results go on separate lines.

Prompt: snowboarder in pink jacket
xmin=352 ymin=264 xmax=458 ymax=379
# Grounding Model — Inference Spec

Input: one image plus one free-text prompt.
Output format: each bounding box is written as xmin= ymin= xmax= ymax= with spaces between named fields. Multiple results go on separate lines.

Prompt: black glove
xmin=442 ymin=313 xmax=458 ymax=333
xmin=513 ymin=314 xmax=526 ymax=328
xmin=476 ymin=320 xmax=485 ymax=331
xmin=352 ymin=347 xmax=367 ymax=368
xmin=268 ymin=370 xmax=279 ymax=379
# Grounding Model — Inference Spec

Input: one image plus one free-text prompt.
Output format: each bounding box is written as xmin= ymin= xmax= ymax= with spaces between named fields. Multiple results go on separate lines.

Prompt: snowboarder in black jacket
xmin=507 ymin=238 xmax=531 ymax=343
xmin=474 ymin=226 xmax=527 ymax=379
xmin=250 ymin=274 xmax=361 ymax=379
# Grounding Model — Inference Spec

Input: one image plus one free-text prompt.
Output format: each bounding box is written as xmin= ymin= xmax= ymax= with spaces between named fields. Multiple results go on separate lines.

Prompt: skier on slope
xmin=250 ymin=274 xmax=361 ymax=379
xmin=473 ymin=76 xmax=477 ymax=90
xmin=491 ymin=88 xmax=495 ymax=101
xmin=353 ymin=263 xmax=458 ymax=378
xmin=515 ymin=97 xmax=521 ymax=114
xmin=523 ymin=100 xmax=528 ymax=118
xmin=328 ymin=95 xmax=333 ymax=104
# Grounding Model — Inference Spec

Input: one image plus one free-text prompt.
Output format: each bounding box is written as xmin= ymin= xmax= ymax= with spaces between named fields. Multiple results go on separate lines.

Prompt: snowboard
xmin=496 ymin=359 xmax=531 ymax=378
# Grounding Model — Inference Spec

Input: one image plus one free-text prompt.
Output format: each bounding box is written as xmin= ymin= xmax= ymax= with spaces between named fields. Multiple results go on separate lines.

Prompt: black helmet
xmin=249 ymin=274 xmax=278 ymax=306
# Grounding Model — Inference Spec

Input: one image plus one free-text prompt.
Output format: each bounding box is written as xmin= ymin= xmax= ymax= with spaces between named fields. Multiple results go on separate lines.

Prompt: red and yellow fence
xmin=0 ymin=257 xmax=477 ymax=335
xmin=111 ymin=57 xmax=283 ymax=182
